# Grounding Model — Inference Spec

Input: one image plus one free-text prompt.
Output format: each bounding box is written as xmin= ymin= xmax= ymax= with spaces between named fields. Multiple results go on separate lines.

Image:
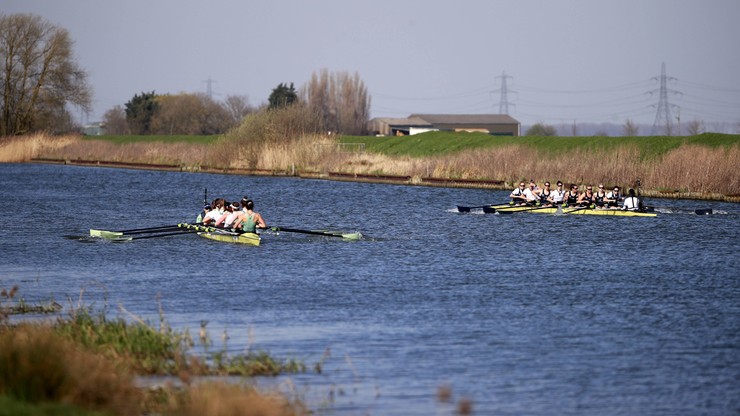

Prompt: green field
xmin=86 ymin=132 xmax=740 ymax=160
xmin=339 ymin=131 xmax=740 ymax=159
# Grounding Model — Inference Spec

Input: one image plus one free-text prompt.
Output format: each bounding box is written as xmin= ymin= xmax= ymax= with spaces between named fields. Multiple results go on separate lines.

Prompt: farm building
xmin=369 ymin=114 xmax=520 ymax=136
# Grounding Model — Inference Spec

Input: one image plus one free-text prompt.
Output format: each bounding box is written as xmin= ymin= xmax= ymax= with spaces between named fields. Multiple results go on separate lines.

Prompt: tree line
xmin=1 ymin=13 xmax=371 ymax=137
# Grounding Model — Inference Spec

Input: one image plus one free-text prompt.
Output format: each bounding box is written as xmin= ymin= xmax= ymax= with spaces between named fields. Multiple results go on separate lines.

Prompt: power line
xmin=494 ymin=71 xmax=513 ymax=114
xmin=203 ymin=76 xmax=217 ymax=99
xmin=650 ymin=62 xmax=681 ymax=135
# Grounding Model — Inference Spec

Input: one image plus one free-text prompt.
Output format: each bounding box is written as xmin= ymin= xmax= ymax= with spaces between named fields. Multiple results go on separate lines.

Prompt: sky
xmin=4 ymin=0 xmax=740 ymax=129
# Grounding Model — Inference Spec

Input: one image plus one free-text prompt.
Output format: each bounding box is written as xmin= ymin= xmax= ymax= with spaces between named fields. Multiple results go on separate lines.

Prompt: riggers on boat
xmin=177 ymin=223 xmax=261 ymax=246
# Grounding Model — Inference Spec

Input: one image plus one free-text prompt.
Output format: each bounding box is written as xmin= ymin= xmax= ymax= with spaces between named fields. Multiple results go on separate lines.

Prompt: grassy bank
xmin=1 ymin=127 xmax=738 ymax=197
xmin=339 ymin=131 xmax=739 ymax=159
xmin=0 ymin=288 xmax=307 ymax=416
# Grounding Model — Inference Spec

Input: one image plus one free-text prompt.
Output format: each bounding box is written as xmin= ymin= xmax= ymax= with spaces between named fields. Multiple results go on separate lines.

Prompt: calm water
xmin=1 ymin=163 xmax=739 ymax=415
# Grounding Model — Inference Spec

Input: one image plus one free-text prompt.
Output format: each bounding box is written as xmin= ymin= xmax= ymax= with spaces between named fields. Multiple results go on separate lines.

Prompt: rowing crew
xmin=509 ymin=180 xmax=641 ymax=210
xmin=196 ymin=196 xmax=267 ymax=232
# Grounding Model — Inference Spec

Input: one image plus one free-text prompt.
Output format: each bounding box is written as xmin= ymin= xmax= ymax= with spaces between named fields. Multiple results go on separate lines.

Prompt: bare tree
xmin=524 ymin=123 xmax=557 ymax=136
xmin=622 ymin=119 xmax=639 ymax=136
xmin=149 ymin=93 xmax=231 ymax=135
xmin=301 ymin=69 xmax=370 ymax=135
xmin=0 ymin=13 xmax=91 ymax=135
xmin=151 ymin=93 xmax=201 ymax=135
xmin=102 ymin=105 xmax=128 ymax=135
xmin=686 ymin=119 xmax=704 ymax=136
xmin=223 ymin=95 xmax=254 ymax=126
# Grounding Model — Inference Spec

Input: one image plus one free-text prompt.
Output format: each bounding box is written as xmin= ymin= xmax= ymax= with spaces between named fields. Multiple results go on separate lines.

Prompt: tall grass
xmin=0 ymin=295 xmax=308 ymax=415
xmin=321 ymin=142 xmax=740 ymax=195
xmin=0 ymin=324 xmax=140 ymax=415
xmin=216 ymin=104 xmax=325 ymax=170
xmin=0 ymin=133 xmax=78 ymax=162
xmin=2 ymin=128 xmax=738 ymax=196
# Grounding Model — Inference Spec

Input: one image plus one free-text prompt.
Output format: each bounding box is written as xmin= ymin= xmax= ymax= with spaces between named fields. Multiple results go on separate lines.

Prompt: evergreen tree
xmin=125 ymin=91 xmax=159 ymax=134
xmin=268 ymin=83 xmax=298 ymax=109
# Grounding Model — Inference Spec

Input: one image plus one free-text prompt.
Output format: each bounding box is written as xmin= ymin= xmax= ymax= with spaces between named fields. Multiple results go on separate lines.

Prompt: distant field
xmin=339 ymin=131 xmax=740 ymax=159
xmin=84 ymin=134 xmax=221 ymax=144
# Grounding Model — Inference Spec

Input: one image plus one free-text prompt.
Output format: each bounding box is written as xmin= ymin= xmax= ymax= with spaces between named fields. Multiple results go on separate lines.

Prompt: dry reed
xmin=0 ymin=324 xmax=140 ymax=415
xmin=2 ymin=131 xmax=737 ymax=196
xmin=0 ymin=133 xmax=78 ymax=162
xmin=168 ymin=382 xmax=308 ymax=416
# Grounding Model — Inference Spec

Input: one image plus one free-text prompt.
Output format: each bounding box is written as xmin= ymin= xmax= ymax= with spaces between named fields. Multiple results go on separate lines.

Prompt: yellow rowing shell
xmin=177 ymin=223 xmax=261 ymax=246
xmin=197 ymin=231 xmax=261 ymax=245
xmin=497 ymin=206 xmax=657 ymax=217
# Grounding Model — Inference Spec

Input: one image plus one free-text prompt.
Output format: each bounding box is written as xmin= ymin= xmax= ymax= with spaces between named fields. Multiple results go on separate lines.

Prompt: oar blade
xmin=90 ymin=229 xmax=123 ymax=239
xmin=341 ymin=232 xmax=363 ymax=241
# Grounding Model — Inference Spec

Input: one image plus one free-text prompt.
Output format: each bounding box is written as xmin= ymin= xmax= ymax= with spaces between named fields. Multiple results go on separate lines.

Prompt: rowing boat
xmin=177 ymin=223 xmax=261 ymax=246
xmin=495 ymin=206 xmax=657 ymax=217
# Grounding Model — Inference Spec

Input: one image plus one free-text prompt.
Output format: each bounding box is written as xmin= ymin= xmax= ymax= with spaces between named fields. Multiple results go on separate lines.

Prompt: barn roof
xmin=410 ymin=114 xmax=519 ymax=125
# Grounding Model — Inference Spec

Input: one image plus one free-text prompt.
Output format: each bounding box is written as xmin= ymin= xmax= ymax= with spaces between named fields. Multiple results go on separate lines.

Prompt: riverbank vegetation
xmin=0 ymin=287 xmax=307 ymax=415
xmin=1 ymin=106 xmax=738 ymax=197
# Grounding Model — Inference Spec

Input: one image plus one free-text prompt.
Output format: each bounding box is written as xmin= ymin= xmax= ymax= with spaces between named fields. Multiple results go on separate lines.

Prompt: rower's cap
xmin=203 ymin=204 xmax=211 ymax=210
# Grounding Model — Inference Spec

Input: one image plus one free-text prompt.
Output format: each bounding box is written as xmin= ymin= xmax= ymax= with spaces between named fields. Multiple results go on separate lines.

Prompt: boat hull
xmin=197 ymin=231 xmax=261 ymax=245
xmin=500 ymin=206 xmax=657 ymax=217
xmin=178 ymin=223 xmax=261 ymax=245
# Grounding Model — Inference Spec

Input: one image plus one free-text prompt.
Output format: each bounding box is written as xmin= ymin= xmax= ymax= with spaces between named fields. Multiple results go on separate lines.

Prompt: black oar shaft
xmin=123 ymin=231 xmax=196 ymax=240
xmin=273 ymin=226 xmax=345 ymax=238
xmin=123 ymin=227 xmax=182 ymax=235
xmin=114 ymin=224 xmax=186 ymax=233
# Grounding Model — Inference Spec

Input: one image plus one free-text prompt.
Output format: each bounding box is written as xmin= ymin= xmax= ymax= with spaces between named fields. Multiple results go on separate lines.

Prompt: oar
xmin=562 ymin=205 xmax=593 ymax=214
xmin=112 ymin=230 xmax=198 ymax=242
xmin=459 ymin=203 xmax=517 ymax=212
xmin=90 ymin=223 xmax=200 ymax=237
xmin=270 ymin=226 xmax=362 ymax=241
xmin=495 ymin=205 xmax=552 ymax=214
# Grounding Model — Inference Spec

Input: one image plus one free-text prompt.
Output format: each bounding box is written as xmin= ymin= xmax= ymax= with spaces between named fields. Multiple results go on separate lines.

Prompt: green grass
xmin=339 ymin=131 xmax=740 ymax=159
xmin=0 ymin=395 xmax=107 ymax=416
xmin=83 ymin=134 xmax=221 ymax=144
xmin=53 ymin=309 xmax=304 ymax=377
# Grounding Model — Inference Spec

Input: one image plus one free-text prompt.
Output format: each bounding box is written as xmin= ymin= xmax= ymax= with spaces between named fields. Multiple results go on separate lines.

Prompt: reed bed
xmin=0 ymin=288 xmax=308 ymax=416
xmin=2 ymin=128 xmax=738 ymax=196
xmin=0 ymin=324 xmax=140 ymax=415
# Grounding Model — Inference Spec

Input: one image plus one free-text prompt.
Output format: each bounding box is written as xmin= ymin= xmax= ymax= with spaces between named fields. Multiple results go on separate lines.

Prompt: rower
xmin=202 ymin=199 xmax=224 ymax=225
xmin=594 ymin=184 xmax=607 ymax=208
xmin=538 ymin=181 xmax=553 ymax=206
xmin=233 ymin=199 xmax=267 ymax=232
xmin=604 ymin=186 xmax=622 ymax=208
xmin=523 ymin=181 xmax=539 ymax=206
xmin=548 ymin=181 xmax=566 ymax=206
xmin=622 ymin=189 xmax=639 ymax=211
xmin=577 ymin=185 xmax=595 ymax=207
xmin=214 ymin=201 xmax=238 ymax=228
xmin=196 ymin=204 xmax=211 ymax=223
xmin=509 ymin=182 xmax=528 ymax=205
xmin=563 ymin=184 xmax=580 ymax=207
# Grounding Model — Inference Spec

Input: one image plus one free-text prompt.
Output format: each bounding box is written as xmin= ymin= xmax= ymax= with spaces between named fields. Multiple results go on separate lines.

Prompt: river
xmin=1 ymin=163 xmax=738 ymax=415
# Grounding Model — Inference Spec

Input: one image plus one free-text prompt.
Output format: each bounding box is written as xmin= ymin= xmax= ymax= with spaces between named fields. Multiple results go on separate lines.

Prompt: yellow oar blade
xmin=90 ymin=229 xmax=123 ymax=238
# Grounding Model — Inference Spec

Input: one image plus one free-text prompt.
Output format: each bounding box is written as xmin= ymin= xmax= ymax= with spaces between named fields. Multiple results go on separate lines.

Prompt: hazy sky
xmin=5 ymin=0 xmax=740 ymax=128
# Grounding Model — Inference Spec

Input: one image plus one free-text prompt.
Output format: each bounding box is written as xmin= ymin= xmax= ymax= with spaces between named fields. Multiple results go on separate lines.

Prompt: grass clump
xmin=0 ymin=324 xmax=140 ymax=415
xmin=0 ymin=289 xmax=309 ymax=415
